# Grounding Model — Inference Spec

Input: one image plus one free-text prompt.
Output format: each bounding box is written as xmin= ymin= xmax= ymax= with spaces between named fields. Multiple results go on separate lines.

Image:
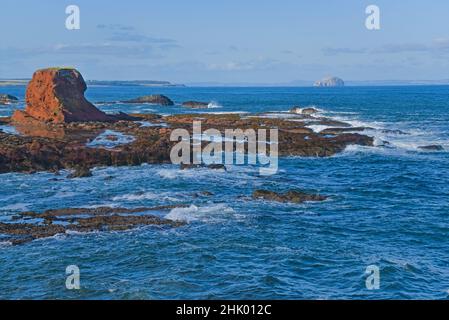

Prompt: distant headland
xmin=86 ymin=80 xmax=185 ymax=87
xmin=0 ymin=79 xmax=185 ymax=87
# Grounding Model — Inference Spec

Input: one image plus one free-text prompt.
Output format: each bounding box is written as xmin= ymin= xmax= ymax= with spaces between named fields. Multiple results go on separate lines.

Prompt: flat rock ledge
xmin=1 ymin=206 xmax=187 ymax=245
xmin=0 ymin=112 xmax=374 ymax=174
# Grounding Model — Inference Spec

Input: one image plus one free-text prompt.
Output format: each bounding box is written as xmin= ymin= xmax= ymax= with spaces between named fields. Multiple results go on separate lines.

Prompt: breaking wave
xmin=164 ymin=204 xmax=236 ymax=223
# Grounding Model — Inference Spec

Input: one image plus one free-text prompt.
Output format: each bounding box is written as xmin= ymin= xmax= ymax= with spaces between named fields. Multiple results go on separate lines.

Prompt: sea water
xmin=0 ymin=85 xmax=448 ymax=299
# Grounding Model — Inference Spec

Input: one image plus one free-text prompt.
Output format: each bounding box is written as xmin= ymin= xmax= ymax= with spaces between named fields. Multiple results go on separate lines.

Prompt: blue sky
xmin=1 ymin=0 xmax=449 ymax=83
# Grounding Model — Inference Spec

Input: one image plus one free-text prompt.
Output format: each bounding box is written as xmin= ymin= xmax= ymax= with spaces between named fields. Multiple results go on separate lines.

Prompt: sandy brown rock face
xmin=12 ymin=68 xmax=114 ymax=124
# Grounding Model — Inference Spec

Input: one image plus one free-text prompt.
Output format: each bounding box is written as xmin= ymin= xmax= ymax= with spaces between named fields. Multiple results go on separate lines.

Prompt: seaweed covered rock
xmin=182 ymin=101 xmax=209 ymax=109
xmin=67 ymin=166 xmax=93 ymax=178
xmin=252 ymin=189 xmax=327 ymax=203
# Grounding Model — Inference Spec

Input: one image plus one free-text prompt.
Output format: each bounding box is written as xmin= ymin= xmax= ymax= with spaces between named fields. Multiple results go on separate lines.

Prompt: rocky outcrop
xmin=0 ymin=110 xmax=374 ymax=174
xmin=0 ymin=94 xmax=18 ymax=105
xmin=182 ymin=101 xmax=209 ymax=109
xmin=12 ymin=68 xmax=114 ymax=124
xmin=314 ymin=77 xmax=345 ymax=87
xmin=252 ymin=189 xmax=327 ymax=203
xmin=122 ymin=94 xmax=174 ymax=106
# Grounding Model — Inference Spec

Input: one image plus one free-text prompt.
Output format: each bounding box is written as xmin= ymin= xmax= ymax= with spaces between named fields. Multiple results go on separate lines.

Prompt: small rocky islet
xmin=313 ymin=76 xmax=345 ymax=87
xmin=182 ymin=101 xmax=211 ymax=109
xmin=121 ymin=94 xmax=174 ymax=106
xmin=0 ymin=94 xmax=19 ymax=105
xmin=0 ymin=67 xmax=377 ymax=244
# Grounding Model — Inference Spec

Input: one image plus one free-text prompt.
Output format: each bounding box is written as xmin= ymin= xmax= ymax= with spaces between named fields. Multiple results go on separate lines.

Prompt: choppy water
xmin=0 ymin=85 xmax=449 ymax=299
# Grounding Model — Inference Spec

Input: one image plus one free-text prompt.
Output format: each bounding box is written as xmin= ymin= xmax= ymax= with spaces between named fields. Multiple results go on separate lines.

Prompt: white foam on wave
xmin=157 ymin=169 xmax=181 ymax=180
xmin=156 ymin=167 xmax=227 ymax=180
xmin=53 ymin=191 xmax=79 ymax=199
xmin=331 ymin=116 xmax=384 ymax=130
xmin=288 ymin=105 xmax=324 ymax=114
xmin=79 ymin=203 xmax=122 ymax=209
xmin=112 ymin=191 xmax=180 ymax=202
xmin=318 ymin=110 xmax=447 ymax=154
xmin=165 ymin=203 xmax=235 ymax=223
xmin=87 ymin=130 xmax=135 ymax=149
xmin=203 ymin=111 xmax=249 ymax=115
xmin=137 ymin=121 xmax=168 ymax=128
xmin=207 ymin=101 xmax=222 ymax=108
xmin=0 ymin=125 xmax=19 ymax=135
xmin=0 ymin=241 xmax=13 ymax=248
xmin=247 ymin=113 xmax=299 ymax=119
xmin=306 ymin=124 xmax=334 ymax=133
xmin=1 ymin=203 xmax=30 ymax=211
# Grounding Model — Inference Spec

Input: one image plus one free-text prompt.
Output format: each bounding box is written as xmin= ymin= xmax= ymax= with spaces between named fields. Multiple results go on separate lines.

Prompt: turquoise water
xmin=0 ymin=85 xmax=448 ymax=299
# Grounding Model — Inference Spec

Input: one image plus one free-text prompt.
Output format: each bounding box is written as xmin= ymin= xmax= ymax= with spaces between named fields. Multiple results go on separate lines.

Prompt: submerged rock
xmin=380 ymin=129 xmax=408 ymax=135
xmin=252 ymin=189 xmax=327 ymax=203
xmin=418 ymin=145 xmax=444 ymax=151
xmin=314 ymin=77 xmax=345 ymax=87
xmin=122 ymin=94 xmax=174 ymax=106
xmin=0 ymin=94 xmax=18 ymax=105
xmin=12 ymin=67 xmax=115 ymax=124
xmin=182 ymin=101 xmax=210 ymax=109
xmin=67 ymin=166 xmax=93 ymax=178
xmin=320 ymin=127 xmax=369 ymax=135
xmin=180 ymin=163 xmax=227 ymax=171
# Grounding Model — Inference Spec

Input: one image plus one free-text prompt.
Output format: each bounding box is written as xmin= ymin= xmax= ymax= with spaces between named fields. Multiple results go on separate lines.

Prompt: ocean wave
xmin=0 ymin=241 xmax=13 ymax=248
xmin=87 ymin=130 xmax=135 ymax=149
xmin=79 ymin=203 xmax=122 ymax=209
xmin=204 ymin=111 xmax=249 ymax=115
xmin=112 ymin=191 xmax=180 ymax=202
xmin=207 ymin=101 xmax=222 ymax=108
xmin=247 ymin=113 xmax=300 ymax=119
xmin=1 ymin=203 xmax=30 ymax=211
xmin=318 ymin=109 xmax=447 ymax=154
xmin=164 ymin=203 xmax=235 ymax=223
xmin=288 ymin=105 xmax=324 ymax=115
xmin=0 ymin=125 xmax=19 ymax=135
xmin=137 ymin=121 xmax=168 ymax=128
xmin=306 ymin=124 xmax=333 ymax=133
xmin=157 ymin=167 xmax=227 ymax=180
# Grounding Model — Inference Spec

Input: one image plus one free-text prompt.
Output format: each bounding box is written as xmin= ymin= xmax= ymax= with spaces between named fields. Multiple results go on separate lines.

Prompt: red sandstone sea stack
xmin=12 ymin=67 xmax=114 ymax=124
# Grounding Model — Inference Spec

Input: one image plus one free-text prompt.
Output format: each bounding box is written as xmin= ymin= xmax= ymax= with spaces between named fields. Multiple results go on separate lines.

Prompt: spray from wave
xmin=207 ymin=101 xmax=222 ymax=108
